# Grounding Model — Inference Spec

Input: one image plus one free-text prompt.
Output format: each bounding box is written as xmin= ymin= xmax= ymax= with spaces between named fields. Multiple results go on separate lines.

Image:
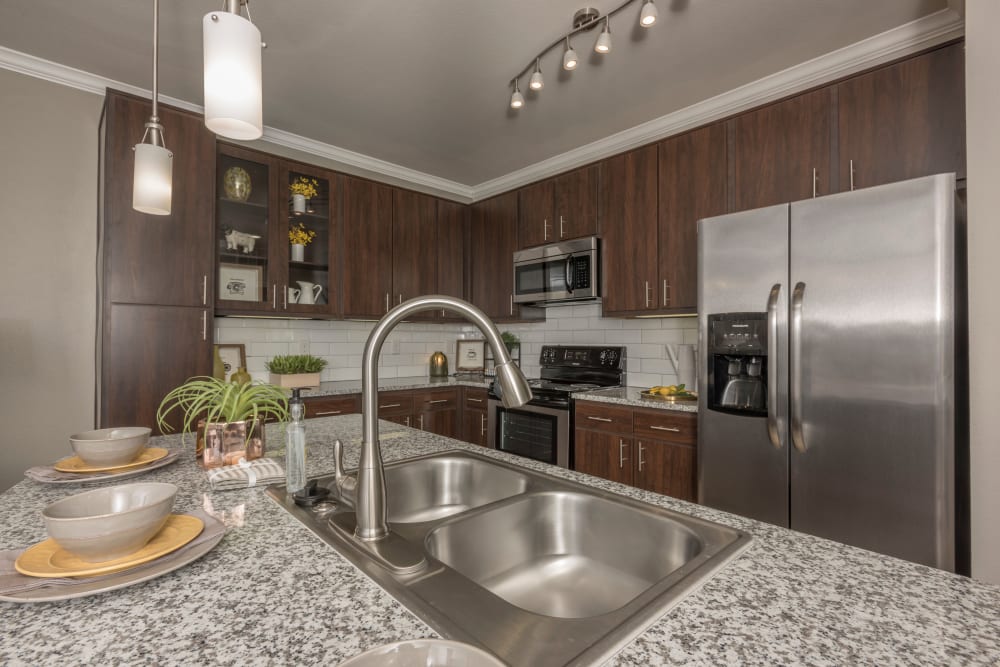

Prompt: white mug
xmin=287 ymin=287 xmax=301 ymax=304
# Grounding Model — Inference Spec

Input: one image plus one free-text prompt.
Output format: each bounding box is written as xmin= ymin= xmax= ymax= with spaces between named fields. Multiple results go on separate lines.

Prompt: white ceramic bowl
xmin=337 ymin=640 xmax=506 ymax=667
xmin=69 ymin=427 xmax=151 ymax=467
xmin=41 ymin=482 xmax=177 ymax=562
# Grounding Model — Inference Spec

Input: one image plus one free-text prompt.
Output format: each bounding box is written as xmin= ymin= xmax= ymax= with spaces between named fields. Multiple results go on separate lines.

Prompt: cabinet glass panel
xmin=217 ymin=154 xmax=270 ymax=305
xmin=286 ymin=170 xmax=331 ymax=310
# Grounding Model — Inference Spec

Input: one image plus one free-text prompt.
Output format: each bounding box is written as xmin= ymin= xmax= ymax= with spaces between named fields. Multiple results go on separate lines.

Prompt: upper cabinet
xmin=518 ymin=164 xmax=600 ymax=249
xmin=281 ymin=163 xmax=338 ymax=316
xmin=733 ymin=87 xmax=834 ymax=211
xmin=437 ymin=200 xmax=468 ymax=303
xmin=392 ymin=189 xmax=439 ymax=308
xmin=837 ymin=41 xmax=965 ymax=191
xmin=341 ymin=175 xmax=394 ymax=318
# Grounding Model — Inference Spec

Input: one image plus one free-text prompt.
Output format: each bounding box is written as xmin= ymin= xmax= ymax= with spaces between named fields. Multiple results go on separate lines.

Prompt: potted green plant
xmin=266 ymin=354 xmax=328 ymax=388
xmin=501 ymin=331 xmax=520 ymax=352
xmin=156 ymin=377 xmax=289 ymax=468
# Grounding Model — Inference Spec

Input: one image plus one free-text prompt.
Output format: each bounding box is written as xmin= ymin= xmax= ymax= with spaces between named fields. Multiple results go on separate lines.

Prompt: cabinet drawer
xmin=633 ymin=408 xmax=696 ymax=445
xmin=575 ymin=402 xmax=633 ymax=434
xmin=377 ymin=390 xmax=414 ymax=417
xmin=463 ymin=387 xmax=488 ymax=411
xmin=303 ymin=395 xmax=359 ymax=419
xmin=413 ymin=388 xmax=459 ymax=412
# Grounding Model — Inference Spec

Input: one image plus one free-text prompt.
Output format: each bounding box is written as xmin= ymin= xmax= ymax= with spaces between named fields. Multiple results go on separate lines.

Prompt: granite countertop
xmin=3 ymin=415 xmax=1000 ymax=665
xmin=301 ymin=375 xmax=491 ymax=398
xmin=574 ymin=386 xmax=699 ymax=413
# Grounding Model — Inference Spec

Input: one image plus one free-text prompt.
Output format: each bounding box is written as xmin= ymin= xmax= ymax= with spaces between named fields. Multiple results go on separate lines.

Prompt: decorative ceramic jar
xmin=231 ymin=367 xmax=252 ymax=385
xmin=291 ymin=193 xmax=307 ymax=215
xmin=223 ymin=166 xmax=252 ymax=202
xmin=291 ymin=243 xmax=305 ymax=262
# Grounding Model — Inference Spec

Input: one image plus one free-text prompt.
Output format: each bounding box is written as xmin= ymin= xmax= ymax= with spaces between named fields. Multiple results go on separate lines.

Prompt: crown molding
xmin=0 ymin=7 xmax=964 ymax=204
xmin=471 ymin=8 xmax=965 ymax=200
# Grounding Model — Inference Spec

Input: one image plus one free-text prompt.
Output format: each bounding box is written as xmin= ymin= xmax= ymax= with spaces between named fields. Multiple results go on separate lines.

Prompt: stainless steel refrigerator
xmin=697 ymin=173 xmax=966 ymax=572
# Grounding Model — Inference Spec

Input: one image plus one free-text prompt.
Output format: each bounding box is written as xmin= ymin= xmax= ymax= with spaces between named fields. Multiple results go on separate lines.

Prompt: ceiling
xmin=0 ymin=0 xmax=953 ymax=188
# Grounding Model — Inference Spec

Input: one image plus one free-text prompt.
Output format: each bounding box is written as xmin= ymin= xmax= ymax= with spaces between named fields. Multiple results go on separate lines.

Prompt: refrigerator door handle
xmin=790 ymin=281 xmax=807 ymax=453
xmin=766 ymin=283 xmax=782 ymax=449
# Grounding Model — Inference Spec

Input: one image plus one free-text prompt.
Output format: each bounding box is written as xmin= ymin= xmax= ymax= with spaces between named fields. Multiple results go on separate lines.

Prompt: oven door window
xmin=495 ymin=406 xmax=558 ymax=466
xmin=515 ymin=257 xmax=570 ymax=297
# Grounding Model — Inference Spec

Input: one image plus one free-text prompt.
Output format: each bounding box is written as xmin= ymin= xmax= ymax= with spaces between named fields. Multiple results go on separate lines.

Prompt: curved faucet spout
xmin=354 ymin=295 xmax=532 ymax=542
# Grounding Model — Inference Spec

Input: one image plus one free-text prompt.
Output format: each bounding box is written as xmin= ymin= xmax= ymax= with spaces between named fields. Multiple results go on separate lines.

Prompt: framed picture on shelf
xmin=219 ymin=263 xmax=262 ymax=302
xmin=215 ymin=344 xmax=246 ymax=382
xmin=456 ymin=340 xmax=486 ymax=372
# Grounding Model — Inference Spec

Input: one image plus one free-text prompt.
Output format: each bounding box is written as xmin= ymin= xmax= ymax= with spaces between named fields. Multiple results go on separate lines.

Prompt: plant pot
xmin=196 ymin=418 xmax=266 ymax=469
xmin=269 ymin=372 xmax=321 ymax=389
xmin=292 ymin=194 xmax=306 ymax=215
xmin=291 ymin=243 xmax=305 ymax=262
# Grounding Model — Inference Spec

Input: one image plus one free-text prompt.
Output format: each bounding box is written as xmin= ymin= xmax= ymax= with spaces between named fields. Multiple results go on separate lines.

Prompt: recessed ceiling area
xmin=0 ymin=0 xmax=952 ymax=187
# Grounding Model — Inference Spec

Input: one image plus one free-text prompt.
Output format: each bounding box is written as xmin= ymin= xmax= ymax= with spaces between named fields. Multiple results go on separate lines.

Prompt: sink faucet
xmin=332 ymin=295 xmax=532 ymax=544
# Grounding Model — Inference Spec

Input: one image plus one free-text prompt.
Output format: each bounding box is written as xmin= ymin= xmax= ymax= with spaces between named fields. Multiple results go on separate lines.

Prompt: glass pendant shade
xmin=203 ymin=10 xmax=263 ymax=140
xmin=133 ymin=142 xmax=173 ymax=215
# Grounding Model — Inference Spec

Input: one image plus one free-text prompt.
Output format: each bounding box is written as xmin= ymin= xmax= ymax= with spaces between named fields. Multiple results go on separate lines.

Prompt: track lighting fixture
xmin=562 ymin=37 xmax=578 ymax=70
xmin=203 ymin=0 xmax=264 ymax=140
xmin=133 ymin=0 xmax=173 ymax=216
xmin=506 ymin=0 xmax=661 ymax=111
xmin=510 ymin=80 xmax=525 ymax=109
xmin=595 ymin=17 xmax=612 ymax=54
xmin=640 ymin=0 xmax=658 ymax=27
xmin=529 ymin=59 xmax=544 ymax=90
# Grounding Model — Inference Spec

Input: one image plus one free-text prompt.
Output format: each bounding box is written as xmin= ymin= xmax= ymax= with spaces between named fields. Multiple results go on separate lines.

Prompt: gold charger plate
xmin=53 ymin=447 xmax=169 ymax=473
xmin=15 ymin=514 xmax=204 ymax=578
xmin=640 ymin=390 xmax=698 ymax=402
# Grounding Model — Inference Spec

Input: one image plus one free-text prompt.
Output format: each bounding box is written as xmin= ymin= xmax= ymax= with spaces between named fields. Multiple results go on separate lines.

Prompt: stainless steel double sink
xmin=268 ymin=450 xmax=752 ymax=666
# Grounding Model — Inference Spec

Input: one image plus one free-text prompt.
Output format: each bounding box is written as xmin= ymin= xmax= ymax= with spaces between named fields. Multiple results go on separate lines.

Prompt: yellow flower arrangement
xmin=289 ymin=176 xmax=319 ymax=199
xmin=288 ymin=222 xmax=317 ymax=246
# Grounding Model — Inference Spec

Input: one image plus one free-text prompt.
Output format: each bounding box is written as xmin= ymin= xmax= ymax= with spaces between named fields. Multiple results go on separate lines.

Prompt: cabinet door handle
xmin=586 ymin=416 xmax=613 ymax=423
xmin=812 ymin=168 xmax=818 ymax=198
xmin=405 ymin=416 xmax=410 ymax=427
xmin=510 ymin=294 xmax=514 ymax=316
xmin=273 ymin=284 xmax=277 ymax=309
xmin=467 ymin=397 xmax=484 ymax=403
xmin=662 ymin=279 xmax=670 ymax=307
xmin=428 ymin=399 xmax=449 ymax=404
xmin=619 ymin=439 xmax=628 ymax=468
xmin=398 ymin=294 xmax=403 ymax=305
xmin=380 ymin=403 xmax=402 ymax=409
xmin=480 ymin=414 xmax=486 ymax=436
xmin=849 ymin=159 xmax=855 ymax=191
xmin=650 ymin=425 xmax=681 ymax=433
xmin=283 ymin=284 xmax=287 ymax=310
xmin=559 ymin=215 xmax=565 ymax=238
xmin=201 ymin=310 xmax=207 ymax=341
xmin=316 ymin=410 xmax=342 ymax=416
xmin=644 ymin=281 xmax=652 ymax=307
xmin=543 ymin=218 xmax=549 ymax=241
xmin=202 ymin=275 xmax=208 ymax=305
xmin=638 ymin=443 xmax=646 ymax=472
xmin=419 ymin=414 xmax=424 ymax=430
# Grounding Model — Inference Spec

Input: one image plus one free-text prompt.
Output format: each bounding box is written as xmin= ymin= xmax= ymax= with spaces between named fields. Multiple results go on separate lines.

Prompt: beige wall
xmin=0 ymin=69 xmax=102 ymax=492
xmin=965 ymin=0 xmax=1000 ymax=584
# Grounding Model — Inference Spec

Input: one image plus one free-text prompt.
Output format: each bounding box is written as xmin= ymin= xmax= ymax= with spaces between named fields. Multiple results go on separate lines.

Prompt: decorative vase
xmin=213 ymin=346 xmax=225 ymax=380
xmin=197 ymin=418 xmax=266 ymax=469
xmin=231 ymin=367 xmax=252 ymax=385
xmin=291 ymin=243 xmax=305 ymax=262
xmin=223 ymin=166 xmax=252 ymax=202
xmin=292 ymin=193 xmax=306 ymax=215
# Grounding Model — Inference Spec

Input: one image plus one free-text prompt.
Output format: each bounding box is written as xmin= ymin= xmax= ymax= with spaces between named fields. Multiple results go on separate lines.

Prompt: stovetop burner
xmin=490 ymin=345 xmax=626 ymax=408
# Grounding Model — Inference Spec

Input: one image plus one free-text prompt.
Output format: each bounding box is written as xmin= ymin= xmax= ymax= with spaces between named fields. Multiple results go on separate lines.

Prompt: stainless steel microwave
xmin=513 ymin=236 xmax=600 ymax=306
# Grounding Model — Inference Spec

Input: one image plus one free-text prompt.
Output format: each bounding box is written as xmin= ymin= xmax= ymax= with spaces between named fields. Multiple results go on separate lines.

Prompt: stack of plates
xmin=26 ymin=448 xmax=181 ymax=485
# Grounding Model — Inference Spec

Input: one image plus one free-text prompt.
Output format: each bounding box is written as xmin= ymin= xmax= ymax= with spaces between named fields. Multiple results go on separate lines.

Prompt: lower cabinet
xmin=302 ymin=394 xmax=360 ymax=419
xmin=413 ymin=388 xmax=459 ymax=438
xmin=574 ymin=401 xmax=697 ymax=502
xmin=461 ymin=387 xmax=489 ymax=447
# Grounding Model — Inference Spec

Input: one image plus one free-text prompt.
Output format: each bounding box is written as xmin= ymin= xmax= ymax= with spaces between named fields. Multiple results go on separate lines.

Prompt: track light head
xmin=510 ymin=80 xmax=525 ymax=109
xmin=529 ymin=59 xmax=544 ymax=90
xmin=595 ymin=17 xmax=612 ymax=53
xmin=640 ymin=0 xmax=658 ymax=27
xmin=563 ymin=38 xmax=578 ymax=70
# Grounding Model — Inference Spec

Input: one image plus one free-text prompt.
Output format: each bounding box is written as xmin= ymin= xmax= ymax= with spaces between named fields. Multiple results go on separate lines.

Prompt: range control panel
xmin=540 ymin=345 xmax=625 ymax=369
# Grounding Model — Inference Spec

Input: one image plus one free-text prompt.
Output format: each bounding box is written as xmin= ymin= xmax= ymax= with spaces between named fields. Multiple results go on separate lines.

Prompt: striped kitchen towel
xmin=206 ymin=458 xmax=285 ymax=491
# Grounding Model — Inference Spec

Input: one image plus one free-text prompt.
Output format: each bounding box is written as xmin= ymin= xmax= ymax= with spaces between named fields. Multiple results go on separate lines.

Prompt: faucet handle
xmin=331 ymin=439 xmax=357 ymax=501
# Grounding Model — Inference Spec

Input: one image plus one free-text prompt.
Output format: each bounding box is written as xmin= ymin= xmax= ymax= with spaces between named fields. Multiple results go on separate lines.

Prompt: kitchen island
xmin=2 ymin=415 xmax=999 ymax=665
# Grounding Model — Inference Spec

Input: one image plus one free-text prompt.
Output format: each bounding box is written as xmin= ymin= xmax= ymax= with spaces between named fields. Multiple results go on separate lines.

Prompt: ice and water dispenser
xmin=706 ymin=313 xmax=768 ymax=415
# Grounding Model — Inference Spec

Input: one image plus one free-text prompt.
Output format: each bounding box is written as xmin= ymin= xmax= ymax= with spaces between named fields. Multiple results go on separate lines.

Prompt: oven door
xmin=488 ymin=399 xmax=570 ymax=468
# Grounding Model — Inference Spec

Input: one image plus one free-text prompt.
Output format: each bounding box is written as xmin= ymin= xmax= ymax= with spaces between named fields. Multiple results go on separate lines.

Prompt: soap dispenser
xmin=285 ymin=389 xmax=307 ymax=495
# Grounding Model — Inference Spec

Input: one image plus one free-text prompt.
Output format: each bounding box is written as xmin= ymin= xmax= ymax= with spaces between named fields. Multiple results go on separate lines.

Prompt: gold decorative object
xmin=223 ymin=166 xmax=252 ymax=201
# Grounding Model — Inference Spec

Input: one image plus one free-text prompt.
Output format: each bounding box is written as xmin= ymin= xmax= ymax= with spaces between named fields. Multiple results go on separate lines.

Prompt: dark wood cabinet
xmin=99 ymin=91 xmax=216 ymax=431
xmin=517 ymin=165 xmax=600 ymax=249
xmin=470 ymin=192 xmax=540 ymax=321
xmin=599 ymin=146 xmax=659 ymax=315
xmin=437 ymin=200 xmax=468 ymax=304
xmin=574 ymin=401 xmax=697 ymax=501
xmin=303 ymin=394 xmax=359 ymax=419
xmin=281 ymin=162 xmax=338 ymax=317
xmin=413 ymin=388 xmax=460 ymax=438
xmin=392 ymin=190 xmax=438 ymax=307
xmin=102 ymin=304 xmax=213 ymax=433
xmin=461 ymin=387 xmax=489 ymax=447
xmin=103 ymin=92 xmax=216 ymax=309
xmin=657 ymin=123 xmax=728 ymax=313
xmin=837 ymin=42 xmax=966 ymax=191
xmin=734 ymin=87 xmax=834 ymax=210
xmin=341 ymin=175 xmax=394 ymax=318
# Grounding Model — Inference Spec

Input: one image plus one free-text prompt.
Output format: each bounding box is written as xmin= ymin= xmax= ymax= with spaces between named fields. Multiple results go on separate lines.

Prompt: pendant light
xmin=132 ymin=0 xmax=173 ymax=216
xmin=510 ymin=80 xmax=525 ymax=109
xmin=640 ymin=0 xmax=658 ymax=27
xmin=595 ymin=17 xmax=612 ymax=53
xmin=562 ymin=37 xmax=578 ymax=70
xmin=203 ymin=0 xmax=263 ymax=140
xmin=529 ymin=59 xmax=544 ymax=91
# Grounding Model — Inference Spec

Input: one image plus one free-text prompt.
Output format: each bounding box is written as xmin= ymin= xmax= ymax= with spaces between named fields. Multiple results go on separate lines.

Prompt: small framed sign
xmin=219 ymin=263 xmax=263 ymax=302
xmin=215 ymin=344 xmax=246 ymax=382
xmin=456 ymin=340 xmax=486 ymax=372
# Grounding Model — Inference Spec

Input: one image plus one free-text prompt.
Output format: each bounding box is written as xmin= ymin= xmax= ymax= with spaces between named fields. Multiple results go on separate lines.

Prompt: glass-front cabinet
xmin=214 ymin=143 xmax=337 ymax=317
